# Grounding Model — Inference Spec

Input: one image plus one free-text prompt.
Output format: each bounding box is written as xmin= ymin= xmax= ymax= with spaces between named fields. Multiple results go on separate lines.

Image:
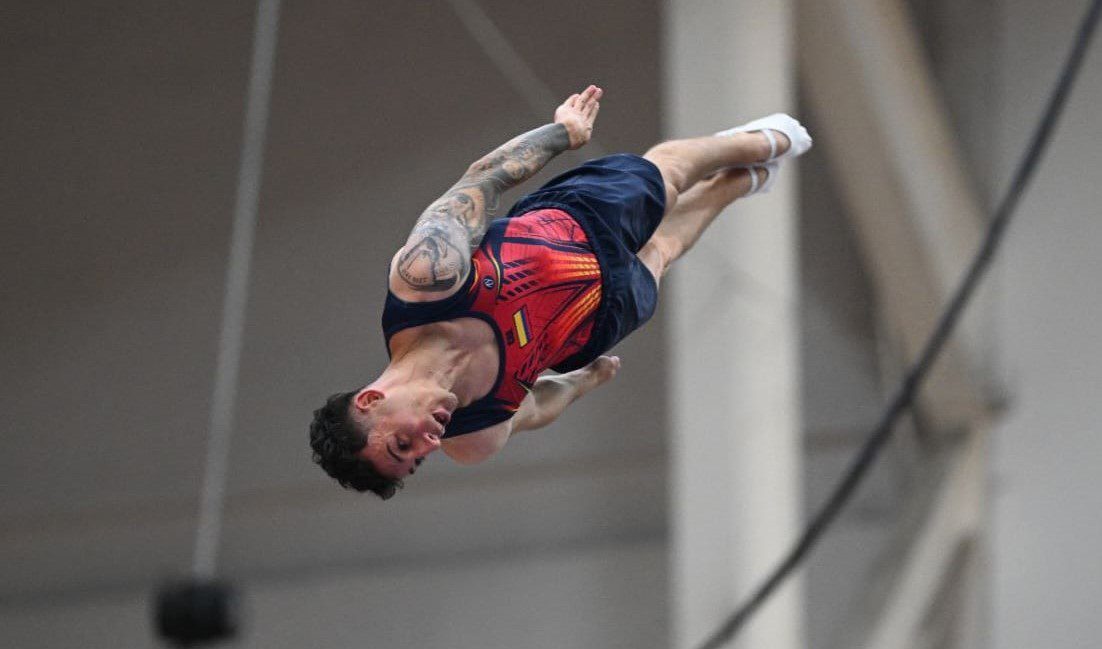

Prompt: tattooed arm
xmin=388 ymin=123 xmax=569 ymax=298
xmin=389 ymin=85 xmax=603 ymax=301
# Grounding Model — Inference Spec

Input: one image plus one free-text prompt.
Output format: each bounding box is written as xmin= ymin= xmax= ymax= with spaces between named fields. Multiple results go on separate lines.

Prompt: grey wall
xmin=0 ymin=1 xmax=667 ymax=647
xmin=2 ymin=542 xmax=667 ymax=649
xmin=798 ymin=132 xmax=904 ymax=648
xmin=992 ymin=0 xmax=1102 ymax=646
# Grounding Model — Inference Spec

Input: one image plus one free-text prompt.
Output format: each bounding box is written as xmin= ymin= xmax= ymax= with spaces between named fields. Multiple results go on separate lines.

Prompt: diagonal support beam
xmin=797 ymin=0 xmax=992 ymax=432
xmin=856 ymin=425 xmax=988 ymax=649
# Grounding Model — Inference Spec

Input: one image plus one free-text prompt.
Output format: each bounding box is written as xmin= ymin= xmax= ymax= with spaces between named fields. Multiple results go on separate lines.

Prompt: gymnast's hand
xmin=555 ymin=84 xmax=602 ymax=150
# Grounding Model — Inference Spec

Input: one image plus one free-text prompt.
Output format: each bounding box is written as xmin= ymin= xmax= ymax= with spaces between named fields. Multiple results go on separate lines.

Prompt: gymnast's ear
xmin=353 ymin=388 xmax=384 ymax=412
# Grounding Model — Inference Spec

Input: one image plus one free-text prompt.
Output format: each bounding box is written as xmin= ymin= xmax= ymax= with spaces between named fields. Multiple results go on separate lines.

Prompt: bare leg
xmin=637 ymin=167 xmax=769 ymax=286
xmin=643 ymin=130 xmax=790 ymax=213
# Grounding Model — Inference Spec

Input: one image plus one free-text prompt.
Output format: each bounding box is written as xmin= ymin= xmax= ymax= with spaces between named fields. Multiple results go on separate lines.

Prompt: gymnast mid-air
xmin=309 ymin=85 xmax=812 ymax=499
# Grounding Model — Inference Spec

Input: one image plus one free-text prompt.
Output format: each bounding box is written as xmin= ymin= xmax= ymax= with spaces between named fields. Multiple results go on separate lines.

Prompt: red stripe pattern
xmin=467 ymin=209 xmax=602 ymax=410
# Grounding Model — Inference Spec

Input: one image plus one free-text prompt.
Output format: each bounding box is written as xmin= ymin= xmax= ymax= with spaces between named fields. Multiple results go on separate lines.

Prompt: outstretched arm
xmin=440 ymin=355 xmax=620 ymax=465
xmin=512 ymin=355 xmax=621 ymax=434
xmin=390 ymin=85 xmax=603 ymax=301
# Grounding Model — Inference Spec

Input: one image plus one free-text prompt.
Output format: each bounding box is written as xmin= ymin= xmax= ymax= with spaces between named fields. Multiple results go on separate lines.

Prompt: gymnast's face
xmin=351 ymin=384 xmax=455 ymax=479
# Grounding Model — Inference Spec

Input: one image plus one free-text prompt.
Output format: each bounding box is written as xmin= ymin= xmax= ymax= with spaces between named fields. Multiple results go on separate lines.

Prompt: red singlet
xmin=382 ymin=208 xmax=602 ymax=436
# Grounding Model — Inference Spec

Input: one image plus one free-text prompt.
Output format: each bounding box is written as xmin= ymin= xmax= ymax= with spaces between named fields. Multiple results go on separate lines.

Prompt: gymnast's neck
xmin=378 ymin=320 xmax=497 ymax=406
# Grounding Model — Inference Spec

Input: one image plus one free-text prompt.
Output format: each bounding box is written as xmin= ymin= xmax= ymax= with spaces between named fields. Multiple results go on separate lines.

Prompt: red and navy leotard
xmin=382 ymin=209 xmax=602 ymax=437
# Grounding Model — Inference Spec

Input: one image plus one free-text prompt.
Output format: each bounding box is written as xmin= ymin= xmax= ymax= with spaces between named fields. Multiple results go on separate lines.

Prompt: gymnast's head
xmin=308 ymin=382 xmax=451 ymax=500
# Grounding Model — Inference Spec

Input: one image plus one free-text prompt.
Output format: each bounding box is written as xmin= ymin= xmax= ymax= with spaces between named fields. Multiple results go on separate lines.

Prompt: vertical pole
xmin=665 ymin=1 xmax=804 ymax=648
xmin=192 ymin=0 xmax=281 ymax=579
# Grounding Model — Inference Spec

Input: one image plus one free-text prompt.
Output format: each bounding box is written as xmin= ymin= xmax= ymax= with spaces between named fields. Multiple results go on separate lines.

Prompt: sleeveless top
xmin=382 ymin=209 xmax=603 ymax=437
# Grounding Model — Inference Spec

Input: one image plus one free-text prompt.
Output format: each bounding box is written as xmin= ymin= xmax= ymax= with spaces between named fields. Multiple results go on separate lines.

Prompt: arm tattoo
xmin=458 ymin=123 xmax=571 ymax=233
xmin=397 ymin=123 xmax=570 ymax=293
xmin=397 ymin=219 xmax=469 ymax=291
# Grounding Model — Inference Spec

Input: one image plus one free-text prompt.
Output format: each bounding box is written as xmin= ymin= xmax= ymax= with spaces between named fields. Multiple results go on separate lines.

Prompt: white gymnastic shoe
xmin=745 ymin=161 xmax=781 ymax=195
xmin=716 ymin=113 xmax=813 ymax=163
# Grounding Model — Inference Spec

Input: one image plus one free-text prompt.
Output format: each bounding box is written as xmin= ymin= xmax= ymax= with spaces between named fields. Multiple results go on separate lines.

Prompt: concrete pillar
xmin=664 ymin=1 xmax=804 ymax=648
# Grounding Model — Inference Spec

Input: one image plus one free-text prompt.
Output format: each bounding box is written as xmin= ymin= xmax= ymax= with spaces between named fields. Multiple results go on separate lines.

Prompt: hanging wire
xmin=192 ymin=0 xmax=282 ymax=579
xmin=693 ymin=0 xmax=1102 ymax=646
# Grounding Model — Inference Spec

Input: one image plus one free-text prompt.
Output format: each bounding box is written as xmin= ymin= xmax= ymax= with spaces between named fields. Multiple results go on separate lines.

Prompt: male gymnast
xmin=309 ymin=85 xmax=811 ymax=499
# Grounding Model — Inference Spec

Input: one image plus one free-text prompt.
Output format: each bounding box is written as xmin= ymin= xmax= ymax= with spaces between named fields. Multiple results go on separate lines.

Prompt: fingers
xmin=556 ymin=85 xmax=602 ymax=148
xmin=581 ymin=85 xmax=602 ymax=112
xmin=585 ymin=98 xmax=600 ymax=120
xmin=568 ymin=85 xmax=603 ymax=109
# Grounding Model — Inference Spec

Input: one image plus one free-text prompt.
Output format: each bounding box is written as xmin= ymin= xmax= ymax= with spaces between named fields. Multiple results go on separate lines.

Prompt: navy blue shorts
xmin=504 ymin=153 xmax=667 ymax=373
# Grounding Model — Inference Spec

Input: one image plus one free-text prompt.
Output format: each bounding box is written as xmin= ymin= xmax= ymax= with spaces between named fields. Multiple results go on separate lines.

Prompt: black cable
xmin=693 ymin=1 xmax=1102 ymax=647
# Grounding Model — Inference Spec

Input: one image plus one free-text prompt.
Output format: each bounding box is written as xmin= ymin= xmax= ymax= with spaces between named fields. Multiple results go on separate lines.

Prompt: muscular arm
xmin=455 ymin=124 xmax=573 ymax=248
xmin=440 ymin=356 xmax=620 ymax=466
xmin=391 ymin=85 xmax=603 ymax=300
xmin=391 ymin=124 xmax=570 ymax=297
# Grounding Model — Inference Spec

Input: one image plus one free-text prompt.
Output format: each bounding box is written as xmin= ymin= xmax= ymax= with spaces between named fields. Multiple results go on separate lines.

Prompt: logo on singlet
xmin=483 ymin=276 xmax=495 ymax=289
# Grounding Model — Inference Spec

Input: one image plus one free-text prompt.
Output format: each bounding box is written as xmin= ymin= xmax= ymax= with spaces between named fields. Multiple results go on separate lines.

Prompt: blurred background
xmin=1 ymin=0 xmax=1099 ymax=648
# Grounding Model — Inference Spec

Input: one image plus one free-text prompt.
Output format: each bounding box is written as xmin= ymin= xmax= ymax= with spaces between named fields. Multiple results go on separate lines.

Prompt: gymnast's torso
xmin=382 ymin=208 xmax=603 ymax=440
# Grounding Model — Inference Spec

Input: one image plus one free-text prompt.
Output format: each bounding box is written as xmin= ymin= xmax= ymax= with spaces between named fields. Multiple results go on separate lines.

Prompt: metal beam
xmin=797 ymin=0 xmax=992 ymax=432
xmin=855 ymin=425 xmax=988 ymax=649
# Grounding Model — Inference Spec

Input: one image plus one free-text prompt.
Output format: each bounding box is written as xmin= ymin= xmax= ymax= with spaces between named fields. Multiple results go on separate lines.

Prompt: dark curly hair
xmin=308 ymin=390 xmax=404 ymax=500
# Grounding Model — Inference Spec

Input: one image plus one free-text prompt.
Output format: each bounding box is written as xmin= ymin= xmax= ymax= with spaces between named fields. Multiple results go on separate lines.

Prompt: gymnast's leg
xmin=636 ymin=114 xmax=812 ymax=284
xmin=643 ymin=131 xmax=786 ymax=213
xmin=636 ymin=166 xmax=769 ymax=286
